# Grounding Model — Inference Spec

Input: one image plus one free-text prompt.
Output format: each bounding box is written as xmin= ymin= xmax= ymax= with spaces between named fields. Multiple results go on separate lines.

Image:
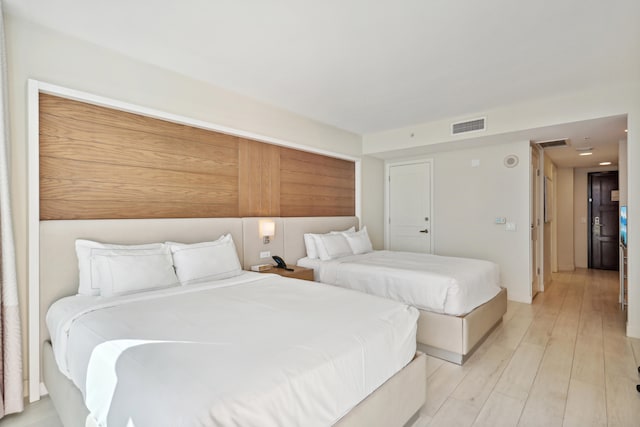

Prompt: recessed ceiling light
xmin=600 ymin=161 xmax=612 ymax=166
xmin=579 ymin=152 xmax=593 ymax=156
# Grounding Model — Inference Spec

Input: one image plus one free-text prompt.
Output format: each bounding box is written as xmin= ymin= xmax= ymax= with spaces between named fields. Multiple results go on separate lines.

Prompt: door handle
xmin=419 ymin=229 xmax=429 ymax=233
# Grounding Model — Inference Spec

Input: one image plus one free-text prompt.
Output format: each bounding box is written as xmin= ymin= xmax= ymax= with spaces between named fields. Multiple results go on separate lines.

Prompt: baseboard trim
xmin=558 ymin=264 xmax=575 ymax=271
xmin=627 ymin=322 xmax=640 ymax=339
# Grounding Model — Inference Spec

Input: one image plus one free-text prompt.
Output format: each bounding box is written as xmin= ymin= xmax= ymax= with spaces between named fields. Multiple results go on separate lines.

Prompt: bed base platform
xmin=43 ymin=341 xmax=91 ymax=427
xmin=43 ymin=341 xmax=427 ymax=427
xmin=416 ymin=287 xmax=507 ymax=365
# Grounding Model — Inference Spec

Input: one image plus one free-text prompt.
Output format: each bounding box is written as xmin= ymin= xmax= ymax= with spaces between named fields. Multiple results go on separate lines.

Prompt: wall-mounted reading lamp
xmin=259 ymin=219 xmax=275 ymax=244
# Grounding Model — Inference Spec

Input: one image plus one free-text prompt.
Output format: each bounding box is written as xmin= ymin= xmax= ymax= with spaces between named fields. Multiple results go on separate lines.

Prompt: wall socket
xmin=259 ymin=251 xmax=271 ymax=259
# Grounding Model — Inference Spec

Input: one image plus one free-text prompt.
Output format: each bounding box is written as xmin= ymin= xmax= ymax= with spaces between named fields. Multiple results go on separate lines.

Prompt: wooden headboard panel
xmin=30 ymin=84 xmax=359 ymax=400
xmin=39 ymin=93 xmax=355 ymax=220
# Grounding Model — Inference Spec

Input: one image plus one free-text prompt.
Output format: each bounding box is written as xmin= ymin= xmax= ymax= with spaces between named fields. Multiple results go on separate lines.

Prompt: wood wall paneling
xmin=39 ymin=93 xmax=240 ymax=220
xmin=279 ymin=147 xmax=355 ymax=217
xmin=39 ymin=93 xmax=355 ymax=220
xmin=238 ymin=138 xmax=280 ymax=217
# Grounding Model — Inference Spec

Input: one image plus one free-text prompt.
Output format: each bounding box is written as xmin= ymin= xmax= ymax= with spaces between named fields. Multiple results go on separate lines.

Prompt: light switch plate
xmin=505 ymin=222 xmax=517 ymax=232
xmin=259 ymin=251 xmax=271 ymax=259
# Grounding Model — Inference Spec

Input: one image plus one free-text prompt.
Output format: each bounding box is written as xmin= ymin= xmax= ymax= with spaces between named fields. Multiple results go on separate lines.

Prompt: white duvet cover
xmin=298 ymin=251 xmax=501 ymax=316
xmin=46 ymin=272 xmax=418 ymax=427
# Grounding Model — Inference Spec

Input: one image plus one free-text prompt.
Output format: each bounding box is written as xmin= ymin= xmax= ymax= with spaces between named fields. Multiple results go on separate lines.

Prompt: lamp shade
xmin=259 ymin=220 xmax=275 ymax=238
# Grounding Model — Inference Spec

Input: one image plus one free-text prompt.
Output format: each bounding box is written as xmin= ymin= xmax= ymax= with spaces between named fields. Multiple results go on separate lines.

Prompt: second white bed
xmin=298 ymin=250 xmax=502 ymax=316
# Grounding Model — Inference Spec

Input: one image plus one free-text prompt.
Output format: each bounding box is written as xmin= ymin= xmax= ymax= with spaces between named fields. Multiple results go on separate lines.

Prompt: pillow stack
xmin=75 ymin=233 xmax=243 ymax=297
xmin=304 ymin=226 xmax=374 ymax=261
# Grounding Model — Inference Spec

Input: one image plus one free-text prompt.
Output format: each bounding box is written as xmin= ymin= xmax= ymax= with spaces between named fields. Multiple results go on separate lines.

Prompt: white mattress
xmin=298 ymin=251 xmax=501 ymax=316
xmin=46 ymin=272 xmax=418 ymax=427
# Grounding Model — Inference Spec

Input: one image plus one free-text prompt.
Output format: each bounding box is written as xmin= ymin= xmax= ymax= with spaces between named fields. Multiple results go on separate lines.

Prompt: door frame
xmin=587 ymin=170 xmax=619 ymax=269
xmin=531 ymin=145 xmax=544 ymax=297
xmin=384 ymin=158 xmax=434 ymax=251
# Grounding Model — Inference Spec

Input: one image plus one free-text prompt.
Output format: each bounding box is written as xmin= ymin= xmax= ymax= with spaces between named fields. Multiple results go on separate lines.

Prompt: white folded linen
xmin=298 ymin=250 xmax=501 ymax=315
xmin=47 ymin=272 xmax=418 ymax=427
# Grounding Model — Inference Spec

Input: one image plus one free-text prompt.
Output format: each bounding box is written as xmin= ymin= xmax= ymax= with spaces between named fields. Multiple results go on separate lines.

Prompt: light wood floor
xmin=3 ymin=269 xmax=639 ymax=427
xmin=412 ymin=268 xmax=640 ymax=427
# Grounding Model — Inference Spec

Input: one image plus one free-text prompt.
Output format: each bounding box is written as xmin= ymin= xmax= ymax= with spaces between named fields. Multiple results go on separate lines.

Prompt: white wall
xmin=426 ymin=141 xmax=531 ymax=303
xmin=556 ymin=168 xmax=575 ymax=271
xmin=363 ymin=82 xmax=637 ymax=156
xmin=618 ymin=141 xmax=627 ymax=206
xmin=360 ymin=156 xmax=385 ymax=248
xmin=5 ymin=14 xmax=362 ymax=390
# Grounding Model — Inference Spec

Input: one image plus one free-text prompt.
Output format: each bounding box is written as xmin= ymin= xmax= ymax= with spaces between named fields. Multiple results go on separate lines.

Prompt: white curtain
xmin=0 ymin=2 xmax=23 ymax=418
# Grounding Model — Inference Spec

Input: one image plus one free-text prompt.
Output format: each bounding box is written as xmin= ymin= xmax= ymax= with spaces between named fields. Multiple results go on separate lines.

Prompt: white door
xmin=388 ymin=161 xmax=432 ymax=253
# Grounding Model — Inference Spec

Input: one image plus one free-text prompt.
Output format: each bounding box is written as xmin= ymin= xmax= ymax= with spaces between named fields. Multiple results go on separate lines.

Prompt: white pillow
xmin=76 ymin=239 xmax=165 ymax=296
xmin=303 ymin=234 xmax=319 ymax=259
xmin=343 ymin=226 xmax=373 ymax=255
xmin=90 ymin=247 xmax=178 ymax=297
xmin=336 ymin=226 xmax=356 ymax=234
xmin=313 ymin=233 xmax=353 ymax=261
xmin=168 ymin=234 xmax=242 ymax=285
xmin=304 ymin=226 xmax=355 ymax=259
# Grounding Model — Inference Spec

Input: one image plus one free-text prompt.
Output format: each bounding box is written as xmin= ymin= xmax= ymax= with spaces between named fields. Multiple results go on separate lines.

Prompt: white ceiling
xmin=4 ymin=0 xmax=636 ymax=166
xmin=373 ymin=115 xmax=626 ymax=168
xmin=532 ymin=116 xmax=625 ymax=168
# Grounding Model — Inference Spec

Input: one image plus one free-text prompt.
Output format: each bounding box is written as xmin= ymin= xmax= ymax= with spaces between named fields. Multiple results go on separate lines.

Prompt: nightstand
xmin=257 ymin=265 xmax=314 ymax=282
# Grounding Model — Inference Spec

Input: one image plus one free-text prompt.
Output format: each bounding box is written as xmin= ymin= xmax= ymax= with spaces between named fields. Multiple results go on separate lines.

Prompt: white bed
xmin=47 ymin=272 xmax=418 ymax=427
xmin=281 ymin=217 xmax=508 ymax=364
xmin=298 ymin=251 xmax=501 ymax=316
xmin=38 ymin=218 xmax=427 ymax=427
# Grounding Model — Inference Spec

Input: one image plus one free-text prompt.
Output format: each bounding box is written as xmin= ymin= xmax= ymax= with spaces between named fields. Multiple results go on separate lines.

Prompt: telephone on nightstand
xmin=272 ymin=255 xmax=293 ymax=271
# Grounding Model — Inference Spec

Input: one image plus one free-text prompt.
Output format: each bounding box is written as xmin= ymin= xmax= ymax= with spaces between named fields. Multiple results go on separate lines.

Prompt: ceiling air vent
xmin=451 ymin=117 xmax=486 ymax=135
xmin=536 ymin=139 xmax=569 ymax=149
